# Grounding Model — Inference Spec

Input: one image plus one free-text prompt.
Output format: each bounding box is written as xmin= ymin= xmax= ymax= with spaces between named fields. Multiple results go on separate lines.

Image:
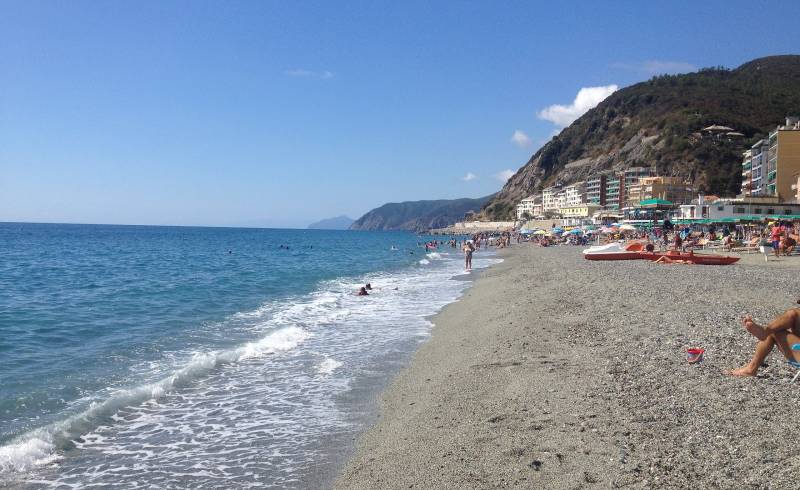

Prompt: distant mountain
xmin=307 ymin=216 xmax=354 ymax=230
xmin=481 ymin=55 xmax=800 ymax=219
xmin=350 ymin=195 xmax=494 ymax=232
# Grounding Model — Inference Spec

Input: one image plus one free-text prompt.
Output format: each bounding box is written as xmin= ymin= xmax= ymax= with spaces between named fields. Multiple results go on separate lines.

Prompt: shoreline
xmin=335 ymin=245 xmax=800 ymax=488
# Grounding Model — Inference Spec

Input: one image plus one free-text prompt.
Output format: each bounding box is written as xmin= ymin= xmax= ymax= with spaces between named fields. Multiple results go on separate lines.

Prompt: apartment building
xmin=741 ymin=139 xmax=770 ymax=197
xmin=541 ymin=185 xmax=563 ymax=212
xmin=515 ymin=195 xmax=539 ymax=220
xmin=586 ymin=175 xmax=607 ymax=206
xmin=626 ymin=176 xmax=694 ymax=206
xmin=765 ymin=117 xmax=800 ymax=201
xmin=563 ymin=182 xmax=585 ymax=206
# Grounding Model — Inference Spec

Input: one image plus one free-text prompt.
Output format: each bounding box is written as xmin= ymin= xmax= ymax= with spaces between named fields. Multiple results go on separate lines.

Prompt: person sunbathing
xmin=727 ymin=310 xmax=800 ymax=377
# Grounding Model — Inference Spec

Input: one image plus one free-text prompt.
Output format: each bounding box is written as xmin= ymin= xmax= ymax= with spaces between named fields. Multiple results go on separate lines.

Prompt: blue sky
xmin=2 ymin=1 xmax=799 ymax=227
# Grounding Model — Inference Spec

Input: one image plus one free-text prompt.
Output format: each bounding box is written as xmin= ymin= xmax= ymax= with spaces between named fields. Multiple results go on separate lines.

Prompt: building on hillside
xmin=541 ymin=185 xmax=562 ymax=212
xmin=563 ymin=182 xmax=585 ymax=206
xmin=701 ymin=124 xmax=738 ymax=142
xmin=558 ymin=203 xmax=601 ymax=226
xmin=554 ymin=190 xmax=567 ymax=210
xmin=626 ymin=176 xmax=694 ymax=207
xmin=606 ymin=177 xmax=621 ymax=209
xmin=619 ymin=167 xmax=654 ymax=205
xmin=586 ymin=175 xmax=607 ymax=206
xmin=765 ymin=117 xmax=800 ymax=201
xmin=515 ymin=195 xmax=539 ymax=220
xmin=741 ymin=139 xmax=770 ymax=197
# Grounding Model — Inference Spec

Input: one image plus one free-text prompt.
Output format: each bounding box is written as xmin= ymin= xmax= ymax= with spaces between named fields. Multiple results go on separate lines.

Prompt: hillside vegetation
xmin=482 ymin=55 xmax=800 ymax=219
xmin=350 ymin=195 xmax=494 ymax=232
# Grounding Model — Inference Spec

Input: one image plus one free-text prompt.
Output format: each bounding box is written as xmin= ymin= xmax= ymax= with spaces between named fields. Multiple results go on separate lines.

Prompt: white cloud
xmin=510 ymin=130 xmax=532 ymax=148
xmin=494 ymin=169 xmax=515 ymax=182
xmin=537 ymin=85 xmax=618 ymax=128
xmin=285 ymin=69 xmax=334 ymax=79
xmin=461 ymin=172 xmax=477 ymax=181
xmin=612 ymin=60 xmax=697 ymax=75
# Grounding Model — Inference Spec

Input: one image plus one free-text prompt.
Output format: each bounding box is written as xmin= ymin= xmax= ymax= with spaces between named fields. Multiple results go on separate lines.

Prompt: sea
xmin=0 ymin=223 xmax=499 ymax=488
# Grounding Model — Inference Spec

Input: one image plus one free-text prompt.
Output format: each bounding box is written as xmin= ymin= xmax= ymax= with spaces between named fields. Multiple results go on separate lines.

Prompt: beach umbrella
xmin=610 ymin=223 xmax=621 ymax=227
xmin=533 ymin=230 xmax=547 ymax=235
xmin=568 ymin=228 xmax=583 ymax=234
xmin=620 ymin=224 xmax=636 ymax=231
xmin=552 ymin=228 xmax=564 ymax=233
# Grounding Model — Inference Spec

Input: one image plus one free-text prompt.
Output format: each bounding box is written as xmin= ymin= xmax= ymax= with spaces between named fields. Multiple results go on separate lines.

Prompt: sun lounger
xmin=790 ymin=344 xmax=800 ymax=384
xmin=730 ymin=238 xmax=760 ymax=254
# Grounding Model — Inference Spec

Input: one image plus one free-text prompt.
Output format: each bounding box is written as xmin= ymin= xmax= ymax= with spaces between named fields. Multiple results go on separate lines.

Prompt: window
xmin=786 ymin=210 xmax=793 ymax=215
xmin=717 ymin=206 xmax=724 ymax=211
xmin=735 ymin=207 xmax=746 ymax=214
xmin=767 ymin=209 xmax=775 ymax=215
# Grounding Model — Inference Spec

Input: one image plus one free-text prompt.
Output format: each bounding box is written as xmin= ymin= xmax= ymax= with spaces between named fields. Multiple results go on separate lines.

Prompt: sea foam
xmin=0 ymin=325 xmax=310 ymax=474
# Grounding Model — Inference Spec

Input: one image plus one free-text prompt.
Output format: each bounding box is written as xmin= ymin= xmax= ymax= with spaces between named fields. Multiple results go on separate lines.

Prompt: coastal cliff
xmin=481 ymin=55 xmax=800 ymax=219
xmin=307 ymin=216 xmax=354 ymax=230
xmin=350 ymin=196 xmax=494 ymax=232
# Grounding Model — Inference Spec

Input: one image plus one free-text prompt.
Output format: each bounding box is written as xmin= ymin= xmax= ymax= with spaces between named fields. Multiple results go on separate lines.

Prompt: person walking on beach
xmin=462 ymin=240 xmax=474 ymax=271
xmin=727 ymin=308 xmax=800 ymax=377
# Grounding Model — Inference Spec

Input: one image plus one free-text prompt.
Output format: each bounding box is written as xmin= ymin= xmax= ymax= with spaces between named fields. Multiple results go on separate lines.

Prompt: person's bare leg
xmin=727 ymin=334 xmax=775 ymax=376
xmin=770 ymin=330 xmax=800 ymax=364
xmin=728 ymin=310 xmax=800 ymax=376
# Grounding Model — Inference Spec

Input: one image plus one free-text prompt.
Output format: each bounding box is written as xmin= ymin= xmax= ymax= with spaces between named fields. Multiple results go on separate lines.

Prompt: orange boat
xmin=584 ymin=243 xmax=740 ymax=265
xmin=642 ymin=250 xmax=740 ymax=265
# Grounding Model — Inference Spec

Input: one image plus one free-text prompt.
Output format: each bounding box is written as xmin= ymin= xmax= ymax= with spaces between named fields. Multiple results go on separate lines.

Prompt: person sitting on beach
xmin=357 ymin=287 xmax=369 ymax=296
xmin=722 ymin=234 xmax=733 ymax=251
xmin=782 ymin=236 xmax=796 ymax=255
xmin=727 ymin=310 xmax=800 ymax=377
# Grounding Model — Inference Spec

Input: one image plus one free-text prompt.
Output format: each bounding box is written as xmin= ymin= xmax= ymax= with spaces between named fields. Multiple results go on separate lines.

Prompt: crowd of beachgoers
xmin=516 ymin=219 xmax=800 ymax=257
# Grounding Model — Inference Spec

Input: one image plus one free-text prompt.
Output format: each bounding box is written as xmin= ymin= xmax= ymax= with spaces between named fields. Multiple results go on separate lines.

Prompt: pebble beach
xmin=336 ymin=244 xmax=800 ymax=488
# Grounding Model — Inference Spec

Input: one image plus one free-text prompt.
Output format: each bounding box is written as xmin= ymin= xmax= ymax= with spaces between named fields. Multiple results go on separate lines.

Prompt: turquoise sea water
xmin=0 ymin=223 xmax=498 ymax=488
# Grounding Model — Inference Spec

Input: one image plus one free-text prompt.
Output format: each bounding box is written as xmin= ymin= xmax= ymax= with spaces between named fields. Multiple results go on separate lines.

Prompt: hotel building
xmin=765 ymin=117 xmax=800 ymax=201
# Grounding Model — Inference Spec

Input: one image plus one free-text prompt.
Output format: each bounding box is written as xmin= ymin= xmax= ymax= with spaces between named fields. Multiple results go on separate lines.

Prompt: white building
xmin=678 ymin=196 xmax=800 ymax=220
xmin=516 ymin=195 xmax=539 ymax=220
xmin=541 ymin=186 xmax=562 ymax=212
xmin=563 ymin=182 xmax=585 ymax=206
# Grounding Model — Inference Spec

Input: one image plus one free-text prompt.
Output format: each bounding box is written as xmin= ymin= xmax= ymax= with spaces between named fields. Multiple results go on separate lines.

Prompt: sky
xmin=2 ymin=1 xmax=800 ymax=228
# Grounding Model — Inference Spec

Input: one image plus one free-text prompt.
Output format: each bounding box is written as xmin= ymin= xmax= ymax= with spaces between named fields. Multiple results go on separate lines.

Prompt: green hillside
xmin=482 ymin=55 xmax=800 ymax=219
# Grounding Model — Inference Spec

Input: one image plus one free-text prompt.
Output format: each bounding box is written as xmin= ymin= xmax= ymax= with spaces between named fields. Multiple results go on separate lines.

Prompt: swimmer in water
xmin=365 ymin=283 xmax=373 ymax=290
xmin=357 ymin=287 xmax=369 ymax=296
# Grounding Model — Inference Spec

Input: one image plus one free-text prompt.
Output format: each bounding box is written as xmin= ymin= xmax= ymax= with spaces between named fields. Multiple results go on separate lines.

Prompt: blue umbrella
xmin=568 ymin=228 xmax=583 ymax=234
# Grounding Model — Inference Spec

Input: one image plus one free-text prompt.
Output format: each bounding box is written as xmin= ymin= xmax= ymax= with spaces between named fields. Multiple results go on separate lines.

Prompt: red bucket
xmin=686 ymin=348 xmax=704 ymax=364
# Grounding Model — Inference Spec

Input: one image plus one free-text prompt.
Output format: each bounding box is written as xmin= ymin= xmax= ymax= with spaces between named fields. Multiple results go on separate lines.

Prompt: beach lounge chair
xmin=791 ymin=344 xmax=800 ymax=384
xmin=731 ymin=237 xmax=760 ymax=254
xmin=759 ymin=245 xmax=772 ymax=262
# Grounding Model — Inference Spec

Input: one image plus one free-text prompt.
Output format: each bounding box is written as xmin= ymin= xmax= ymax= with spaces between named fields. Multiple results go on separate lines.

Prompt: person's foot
xmin=725 ymin=365 xmax=758 ymax=377
xmin=743 ymin=315 xmax=769 ymax=341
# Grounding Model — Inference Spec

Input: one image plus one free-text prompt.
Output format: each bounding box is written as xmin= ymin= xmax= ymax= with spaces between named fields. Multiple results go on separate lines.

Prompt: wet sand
xmin=336 ymin=245 xmax=800 ymax=488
